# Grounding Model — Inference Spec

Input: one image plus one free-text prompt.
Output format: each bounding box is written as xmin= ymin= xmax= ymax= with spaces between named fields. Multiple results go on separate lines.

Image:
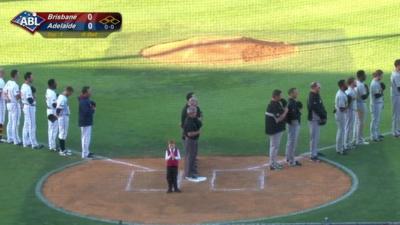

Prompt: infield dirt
xmin=43 ymin=156 xmax=351 ymax=224
xmin=140 ymin=36 xmax=296 ymax=64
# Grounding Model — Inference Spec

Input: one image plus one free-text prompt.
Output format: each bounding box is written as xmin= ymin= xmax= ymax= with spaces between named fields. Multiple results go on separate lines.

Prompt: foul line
xmin=37 ymin=141 xmax=154 ymax=171
xmin=124 ymin=170 xmax=135 ymax=192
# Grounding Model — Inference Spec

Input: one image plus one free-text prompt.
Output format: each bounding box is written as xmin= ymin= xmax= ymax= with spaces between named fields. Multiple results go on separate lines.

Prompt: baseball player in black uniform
xmin=265 ymin=89 xmax=288 ymax=170
xmin=307 ymin=82 xmax=327 ymax=162
xmin=285 ymin=88 xmax=302 ymax=166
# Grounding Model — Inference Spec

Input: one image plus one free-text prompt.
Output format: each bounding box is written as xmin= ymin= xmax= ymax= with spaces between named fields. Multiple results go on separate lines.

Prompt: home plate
xmin=186 ymin=176 xmax=207 ymax=182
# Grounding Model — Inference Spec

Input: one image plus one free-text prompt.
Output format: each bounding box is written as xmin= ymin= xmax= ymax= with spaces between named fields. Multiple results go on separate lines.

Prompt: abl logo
xmin=11 ymin=11 xmax=45 ymax=33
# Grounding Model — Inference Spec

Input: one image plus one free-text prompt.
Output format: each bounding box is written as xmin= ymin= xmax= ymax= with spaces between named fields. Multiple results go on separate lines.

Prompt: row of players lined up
xmin=265 ymin=59 xmax=400 ymax=170
xmin=0 ymin=69 xmax=96 ymax=158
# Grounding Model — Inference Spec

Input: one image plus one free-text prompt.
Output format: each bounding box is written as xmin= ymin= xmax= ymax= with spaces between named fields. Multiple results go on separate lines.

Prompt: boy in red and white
xmin=165 ymin=140 xmax=182 ymax=193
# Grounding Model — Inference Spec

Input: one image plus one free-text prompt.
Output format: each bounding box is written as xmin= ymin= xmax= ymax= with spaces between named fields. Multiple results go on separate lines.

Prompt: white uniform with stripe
xmin=46 ymin=88 xmax=58 ymax=150
xmin=3 ymin=80 xmax=21 ymax=144
xmin=390 ymin=70 xmax=400 ymax=136
xmin=345 ymin=87 xmax=357 ymax=148
xmin=370 ymin=79 xmax=384 ymax=140
xmin=0 ymin=78 xmax=5 ymax=133
xmin=335 ymin=89 xmax=348 ymax=152
xmin=21 ymin=83 xmax=39 ymax=148
xmin=56 ymin=94 xmax=70 ymax=140
xmin=355 ymin=80 xmax=368 ymax=144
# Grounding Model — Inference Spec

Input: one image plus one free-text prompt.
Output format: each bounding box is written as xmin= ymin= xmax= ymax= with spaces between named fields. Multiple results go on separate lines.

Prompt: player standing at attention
xmin=165 ymin=140 xmax=182 ymax=193
xmin=285 ymin=88 xmax=302 ymax=167
xmin=354 ymin=70 xmax=370 ymax=145
xmin=56 ymin=86 xmax=74 ymax=156
xmin=4 ymin=69 xmax=22 ymax=145
xmin=335 ymin=80 xmax=349 ymax=155
xmin=183 ymin=106 xmax=205 ymax=182
xmin=307 ymin=82 xmax=327 ymax=162
xmin=370 ymin=70 xmax=385 ymax=142
xmin=46 ymin=79 xmax=58 ymax=151
xmin=265 ymin=89 xmax=288 ymax=170
xmin=390 ymin=59 xmax=400 ymax=137
xmin=344 ymin=77 xmax=357 ymax=150
xmin=20 ymin=72 xmax=42 ymax=149
xmin=79 ymin=86 xmax=95 ymax=159
xmin=0 ymin=69 xmax=5 ymax=142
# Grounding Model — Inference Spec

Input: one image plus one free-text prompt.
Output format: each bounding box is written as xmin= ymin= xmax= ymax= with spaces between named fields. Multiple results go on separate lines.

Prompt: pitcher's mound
xmin=42 ymin=156 xmax=351 ymax=224
xmin=140 ymin=36 xmax=296 ymax=64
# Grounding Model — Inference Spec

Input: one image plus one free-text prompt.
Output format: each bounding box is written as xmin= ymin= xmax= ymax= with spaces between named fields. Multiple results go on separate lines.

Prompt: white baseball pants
xmin=392 ymin=96 xmax=400 ymax=136
xmin=345 ymin=109 xmax=356 ymax=148
xmin=22 ymin=105 xmax=39 ymax=148
xmin=81 ymin=126 xmax=92 ymax=158
xmin=370 ymin=102 xmax=383 ymax=140
xmin=355 ymin=103 xmax=368 ymax=144
xmin=58 ymin=115 xmax=69 ymax=140
xmin=6 ymin=103 xmax=21 ymax=144
xmin=269 ymin=131 xmax=283 ymax=165
xmin=335 ymin=111 xmax=346 ymax=152
xmin=48 ymin=119 xmax=58 ymax=150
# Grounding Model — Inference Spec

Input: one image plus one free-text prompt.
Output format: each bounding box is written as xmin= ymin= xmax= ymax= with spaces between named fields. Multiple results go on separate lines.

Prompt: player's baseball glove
xmin=90 ymin=100 xmax=96 ymax=107
xmin=347 ymin=95 xmax=352 ymax=105
xmin=296 ymin=101 xmax=303 ymax=109
xmin=48 ymin=114 xmax=58 ymax=123
xmin=318 ymin=119 xmax=327 ymax=126
xmin=380 ymin=82 xmax=386 ymax=91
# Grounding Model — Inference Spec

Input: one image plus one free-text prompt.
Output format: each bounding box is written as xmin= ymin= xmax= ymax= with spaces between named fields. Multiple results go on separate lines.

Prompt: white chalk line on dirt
xmin=124 ymin=170 xmax=135 ymax=191
xmin=37 ymin=140 xmax=156 ymax=172
xmin=210 ymin=169 xmax=265 ymax=191
xmin=124 ymin=169 xmax=184 ymax=192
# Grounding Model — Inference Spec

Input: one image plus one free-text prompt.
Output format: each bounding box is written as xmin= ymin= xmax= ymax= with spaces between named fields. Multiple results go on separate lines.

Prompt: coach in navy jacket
xmin=79 ymin=86 xmax=95 ymax=159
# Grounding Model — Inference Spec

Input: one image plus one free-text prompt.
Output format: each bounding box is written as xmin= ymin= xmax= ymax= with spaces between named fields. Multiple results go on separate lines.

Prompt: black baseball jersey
xmin=307 ymin=92 xmax=327 ymax=121
xmin=265 ymin=100 xmax=286 ymax=135
xmin=286 ymin=98 xmax=302 ymax=123
xmin=183 ymin=117 xmax=202 ymax=140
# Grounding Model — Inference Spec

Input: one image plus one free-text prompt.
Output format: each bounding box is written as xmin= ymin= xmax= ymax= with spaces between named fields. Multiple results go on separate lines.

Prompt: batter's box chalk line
xmin=125 ymin=169 xmax=184 ymax=192
xmin=210 ymin=168 xmax=265 ymax=192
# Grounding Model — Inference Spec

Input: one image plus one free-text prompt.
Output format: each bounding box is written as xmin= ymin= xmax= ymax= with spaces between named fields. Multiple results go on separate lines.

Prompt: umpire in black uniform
xmin=307 ymin=82 xmax=327 ymax=161
xmin=183 ymin=106 xmax=202 ymax=181
xmin=265 ymin=89 xmax=288 ymax=170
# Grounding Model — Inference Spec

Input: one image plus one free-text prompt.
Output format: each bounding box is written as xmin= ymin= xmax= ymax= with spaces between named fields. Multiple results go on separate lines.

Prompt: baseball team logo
xmin=11 ymin=11 xmax=45 ymax=33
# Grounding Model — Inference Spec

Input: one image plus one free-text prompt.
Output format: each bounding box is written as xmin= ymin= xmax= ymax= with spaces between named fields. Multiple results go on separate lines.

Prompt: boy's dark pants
xmin=166 ymin=166 xmax=179 ymax=190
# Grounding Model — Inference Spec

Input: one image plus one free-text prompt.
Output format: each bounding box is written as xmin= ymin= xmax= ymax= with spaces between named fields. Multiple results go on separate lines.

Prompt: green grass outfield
xmin=1 ymin=0 xmax=400 ymax=224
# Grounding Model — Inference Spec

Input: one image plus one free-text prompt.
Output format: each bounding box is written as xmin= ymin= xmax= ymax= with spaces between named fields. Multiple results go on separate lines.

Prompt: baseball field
xmin=1 ymin=0 xmax=400 ymax=224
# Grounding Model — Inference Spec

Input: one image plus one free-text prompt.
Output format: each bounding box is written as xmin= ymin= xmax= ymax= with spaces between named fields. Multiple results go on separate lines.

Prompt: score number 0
xmin=87 ymin=13 xmax=115 ymax=30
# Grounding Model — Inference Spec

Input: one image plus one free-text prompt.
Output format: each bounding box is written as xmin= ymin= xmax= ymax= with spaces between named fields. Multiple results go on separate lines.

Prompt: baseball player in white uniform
xmin=354 ymin=70 xmax=370 ymax=145
xmin=390 ymin=59 xmax=400 ymax=137
xmin=335 ymin=80 xmax=348 ymax=155
xmin=46 ymin=79 xmax=58 ymax=151
xmin=56 ymin=86 xmax=74 ymax=156
xmin=345 ymin=77 xmax=357 ymax=149
xmin=4 ymin=70 xmax=22 ymax=145
xmin=20 ymin=72 xmax=42 ymax=149
xmin=0 ymin=69 xmax=5 ymax=142
xmin=370 ymin=70 xmax=385 ymax=142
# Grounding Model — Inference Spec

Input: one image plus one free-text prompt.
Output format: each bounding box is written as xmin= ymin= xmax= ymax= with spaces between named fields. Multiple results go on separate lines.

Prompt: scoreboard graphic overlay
xmin=11 ymin=11 xmax=122 ymax=38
